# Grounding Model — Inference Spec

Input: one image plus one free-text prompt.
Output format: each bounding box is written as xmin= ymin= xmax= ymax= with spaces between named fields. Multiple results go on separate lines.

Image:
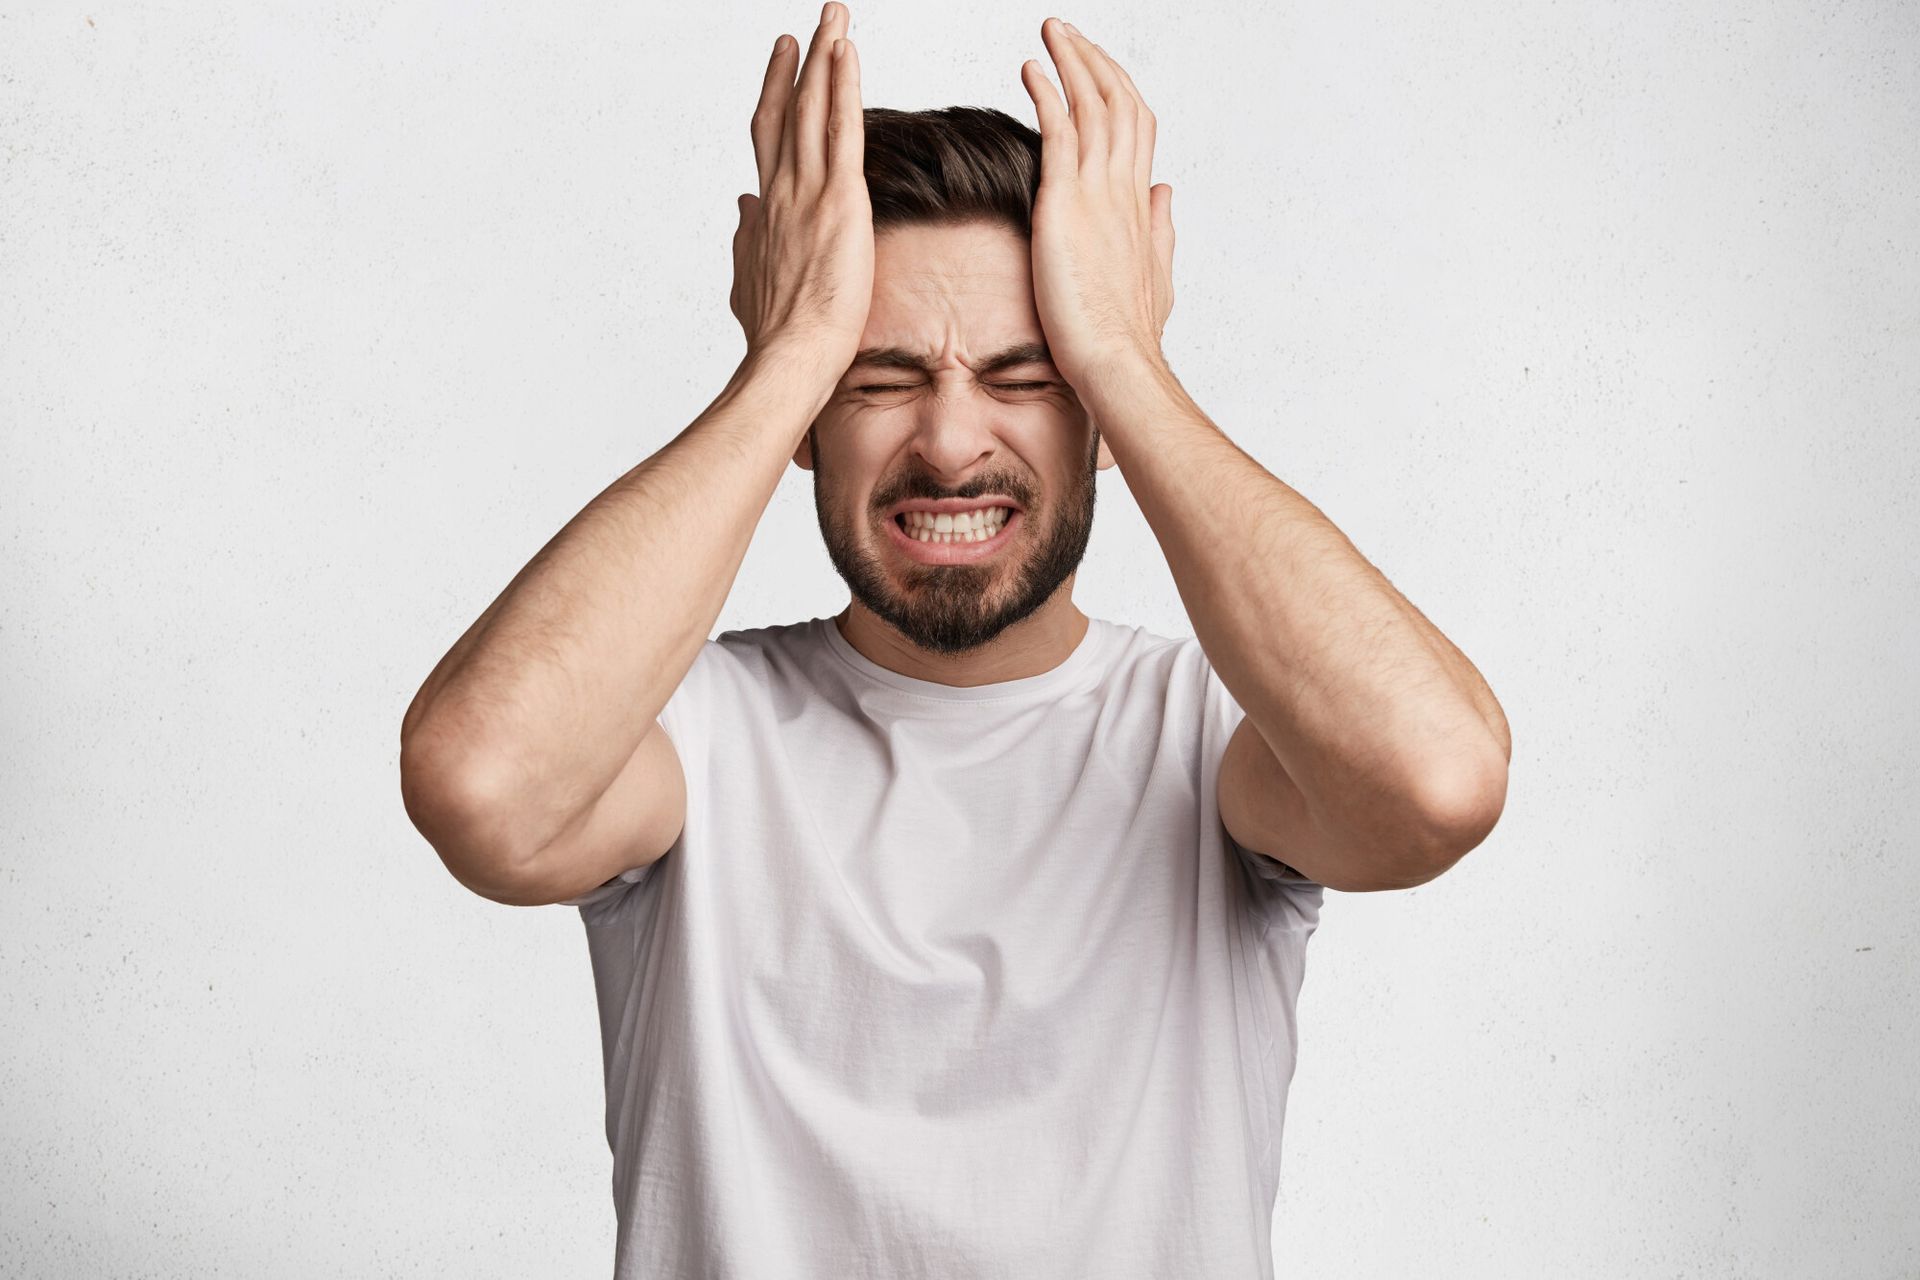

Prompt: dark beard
xmin=811 ymin=429 xmax=1100 ymax=656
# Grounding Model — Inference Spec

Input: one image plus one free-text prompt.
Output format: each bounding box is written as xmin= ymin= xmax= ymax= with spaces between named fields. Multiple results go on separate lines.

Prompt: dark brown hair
xmin=860 ymin=107 xmax=1043 ymax=237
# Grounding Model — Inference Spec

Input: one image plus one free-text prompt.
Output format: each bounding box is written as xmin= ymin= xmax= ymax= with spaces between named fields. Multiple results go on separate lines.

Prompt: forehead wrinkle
xmin=862 ymin=243 xmax=1043 ymax=376
xmin=849 ymin=340 xmax=1054 ymax=376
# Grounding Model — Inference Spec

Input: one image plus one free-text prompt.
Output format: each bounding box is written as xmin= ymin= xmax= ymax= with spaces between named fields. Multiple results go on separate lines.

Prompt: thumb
xmin=733 ymin=193 xmax=761 ymax=252
xmin=1149 ymin=184 xmax=1175 ymax=332
xmin=1150 ymin=183 xmax=1174 ymax=262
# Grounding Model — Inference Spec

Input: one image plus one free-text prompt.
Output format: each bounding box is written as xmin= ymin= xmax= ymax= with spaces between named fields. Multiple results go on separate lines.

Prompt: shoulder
xmin=698 ymin=619 xmax=818 ymax=680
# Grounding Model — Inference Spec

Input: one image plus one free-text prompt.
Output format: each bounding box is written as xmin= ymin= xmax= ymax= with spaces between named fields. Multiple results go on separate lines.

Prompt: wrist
xmin=726 ymin=340 xmax=847 ymax=424
xmin=744 ymin=335 xmax=849 ymax=387
xmin=1071 ymin=342 xmax=1181 ymax=416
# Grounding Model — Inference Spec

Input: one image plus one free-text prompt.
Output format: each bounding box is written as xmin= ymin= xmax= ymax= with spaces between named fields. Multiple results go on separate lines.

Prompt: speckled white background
xmin=4 ymin=1 xmax=1915 ymax=1275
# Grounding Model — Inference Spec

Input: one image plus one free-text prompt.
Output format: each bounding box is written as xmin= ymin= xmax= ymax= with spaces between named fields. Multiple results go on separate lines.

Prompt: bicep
xmin=1218 ymin=717 xmax=1319 ymax=884
xmin=501 ymin=717 xmax=687 ymax=907
xmin=1217 ymin=717 xmax=1436 ymax=893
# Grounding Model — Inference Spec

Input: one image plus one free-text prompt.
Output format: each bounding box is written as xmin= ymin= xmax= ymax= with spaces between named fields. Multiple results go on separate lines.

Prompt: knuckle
xmin=823 ymin=188 xmax=867 ymax=222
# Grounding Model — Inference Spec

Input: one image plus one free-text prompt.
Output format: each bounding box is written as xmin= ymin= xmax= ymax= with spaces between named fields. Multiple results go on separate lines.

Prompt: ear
xmin=1089 ymin=412 xmax=1117 ymax=471
xmin=792 ymin=423 xmax=816 ymax=471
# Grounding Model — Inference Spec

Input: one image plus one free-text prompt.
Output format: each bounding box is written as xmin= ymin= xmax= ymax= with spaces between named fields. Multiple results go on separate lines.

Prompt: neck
xmin=833 ymin=597 xmax=1090 ymax=687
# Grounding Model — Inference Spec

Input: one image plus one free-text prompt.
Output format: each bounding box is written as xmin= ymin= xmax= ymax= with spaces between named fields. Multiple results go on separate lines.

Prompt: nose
xmin=907 ymin=381 xmax=1005 ymax=478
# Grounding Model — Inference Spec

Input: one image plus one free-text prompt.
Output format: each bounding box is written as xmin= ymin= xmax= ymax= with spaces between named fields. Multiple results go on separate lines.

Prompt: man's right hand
xmin=402 ymin=5 xmax=877 ymax=908
xmin=730 ymin=2 xmax=873 ymax=373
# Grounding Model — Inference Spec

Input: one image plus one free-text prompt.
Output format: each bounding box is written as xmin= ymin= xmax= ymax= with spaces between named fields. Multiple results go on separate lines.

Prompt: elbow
xmin=1299 ymin=747 xmax=1509 ymax=894
xmin=1405 ymin=748 xmax=1510 ymax=882
xmin=399 ymin=730 xmax=537 ymax=901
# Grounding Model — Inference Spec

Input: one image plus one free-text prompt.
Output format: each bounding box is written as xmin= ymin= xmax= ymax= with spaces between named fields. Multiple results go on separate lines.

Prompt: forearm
xmin=399 ymin=343 xmax=831 ymax=868
xmin=1083 ymin=350 xmax=1508 ymax=842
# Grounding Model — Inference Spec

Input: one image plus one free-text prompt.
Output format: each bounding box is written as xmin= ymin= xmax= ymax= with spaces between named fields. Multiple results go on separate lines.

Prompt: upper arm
xmin=494 ymin=717 xmax=688 ymax=908
xmin=1217 ymin=717 xmax=1442 ymax=894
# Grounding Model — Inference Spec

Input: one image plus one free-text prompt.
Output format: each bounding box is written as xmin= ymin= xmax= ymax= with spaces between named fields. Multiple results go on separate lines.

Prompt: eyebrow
xmin=846 ymin=342 xmax=1055 ymax=378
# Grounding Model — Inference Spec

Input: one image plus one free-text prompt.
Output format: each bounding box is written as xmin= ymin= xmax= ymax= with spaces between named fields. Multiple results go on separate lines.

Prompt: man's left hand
xmin=1020 ymin=18 xmax=1176 ymax=390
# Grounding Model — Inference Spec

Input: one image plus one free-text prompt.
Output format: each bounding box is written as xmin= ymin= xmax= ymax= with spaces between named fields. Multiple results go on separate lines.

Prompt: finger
xmin=1063 ymin=25 xmax=1133 ymax=189
xmin=826 ymin=37 xmax=865 ymax=184
xmin=784 ymin=2 xmax=850 ymax=192
xmin=1089 ymin=38 xmax=1150 ymax=119
xmin=1145 ymin=182 xmax=1175 ymax=336
xmin=731 ymin=193 xmax=760 ymax=319
xmin=732 ymin=193 xmax=760 ymax=257
xmin=776 ymin=8 xmax=837 ymax=188
xmin=1041 ymin=18 xmax=1105 ymax=179
xmin=752 ymin=35 xmax=799 ymax=196
xmin=1150 ymin=182 xmax=1173 ymax=273
xmin=1092 ymin=40 xmax=1156 ymax=198
xmin=1019 ymin=58 xmax=1077 ymax=191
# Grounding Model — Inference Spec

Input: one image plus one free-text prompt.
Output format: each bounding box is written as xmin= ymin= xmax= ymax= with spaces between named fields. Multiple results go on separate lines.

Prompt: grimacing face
xmin=791 ymin=218 xmax=1118 ymax=657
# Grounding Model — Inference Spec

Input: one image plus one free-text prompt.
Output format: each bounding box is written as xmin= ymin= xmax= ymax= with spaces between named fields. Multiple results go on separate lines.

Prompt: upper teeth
xmin=900 ymin=507 xmax=1011 ymax=543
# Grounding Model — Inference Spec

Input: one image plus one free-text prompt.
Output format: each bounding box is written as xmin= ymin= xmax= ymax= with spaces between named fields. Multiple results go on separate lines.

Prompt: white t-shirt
xmin=565 ymin=615 xmax=1323 ymax=1279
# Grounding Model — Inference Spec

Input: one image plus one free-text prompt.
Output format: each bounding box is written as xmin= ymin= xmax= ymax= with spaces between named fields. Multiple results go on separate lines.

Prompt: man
xmin=399 ymin=5 xmax=1511 ymax=1276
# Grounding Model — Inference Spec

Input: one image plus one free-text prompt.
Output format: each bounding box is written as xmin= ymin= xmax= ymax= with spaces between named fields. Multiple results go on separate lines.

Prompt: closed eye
xmin=854 ymin=382 xmax=1053 ymax=392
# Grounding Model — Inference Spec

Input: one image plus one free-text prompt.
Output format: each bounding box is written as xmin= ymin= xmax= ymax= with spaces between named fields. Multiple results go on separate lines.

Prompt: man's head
xmin=793 ymin=107 xmax=1116 ymax=657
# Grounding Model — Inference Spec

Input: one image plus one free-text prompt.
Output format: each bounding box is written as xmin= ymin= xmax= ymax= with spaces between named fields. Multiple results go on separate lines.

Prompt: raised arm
xmin=399 ymin=4 xmax=873 ymax=904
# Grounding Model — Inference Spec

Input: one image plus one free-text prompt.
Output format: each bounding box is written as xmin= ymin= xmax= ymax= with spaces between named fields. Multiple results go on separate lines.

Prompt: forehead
xmin=862 ymin=219 xmax=1044 ymax=361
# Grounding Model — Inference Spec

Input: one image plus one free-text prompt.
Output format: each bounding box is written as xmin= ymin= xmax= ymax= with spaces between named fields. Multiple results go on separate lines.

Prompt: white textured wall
xmin=5 ymin=1 xmax=1915 ymax=1275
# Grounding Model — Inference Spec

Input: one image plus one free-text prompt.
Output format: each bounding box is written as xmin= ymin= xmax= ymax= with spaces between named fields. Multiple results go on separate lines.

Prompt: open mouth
xmin=892 ymin=506 xmax=1015 ymax=543
xmin=886 ymin=507 xmax=1022 ymax=564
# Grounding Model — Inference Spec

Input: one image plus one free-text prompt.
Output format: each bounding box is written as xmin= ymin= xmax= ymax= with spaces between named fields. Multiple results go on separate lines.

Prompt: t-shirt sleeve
xmin=1187 ymin=638 xmax=1326 ymax=929
xmin=555 ymin=638 xmax=724 ymax=916
xmin=1230 ymin=831 xmax=1319 ymax=886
